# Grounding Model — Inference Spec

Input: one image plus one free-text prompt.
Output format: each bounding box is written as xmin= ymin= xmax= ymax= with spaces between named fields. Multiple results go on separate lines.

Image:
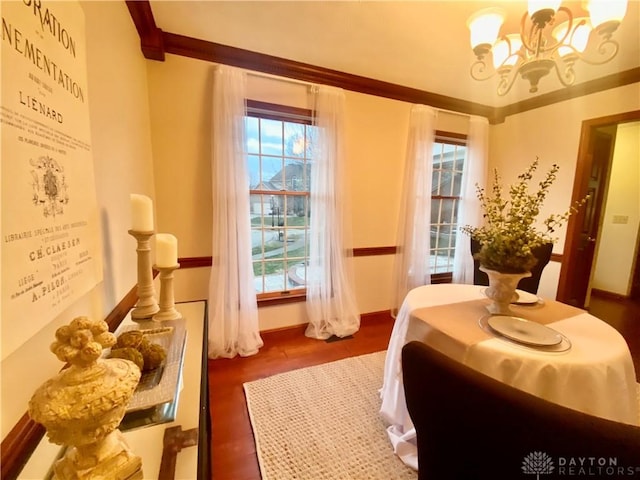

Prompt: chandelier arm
xmin=496 ymin=68 xmax=520 ymax=96
xmin=522 ymin=7 xmax=574 ymax=57
xmin=520 ymin=12 xmax=538 ymax=57
xmin=537 ymin=6 xmax=573 ymax=55
xmin=470 ymin=59 xmax=496 ymax=82
xmin=581 ymin=39 xmax=620 ymax=66
xmin=550 ymin=7 xmax=573 ymax=53
xmin=553 ymin=59 xmax=576 ymax=88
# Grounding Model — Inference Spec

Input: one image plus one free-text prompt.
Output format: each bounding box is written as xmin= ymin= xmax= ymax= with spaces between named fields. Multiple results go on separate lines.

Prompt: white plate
xmin=512 ymin=289 xmax=539 ymax=305
xmin=487 ymin=315 xmax=563 ymax=346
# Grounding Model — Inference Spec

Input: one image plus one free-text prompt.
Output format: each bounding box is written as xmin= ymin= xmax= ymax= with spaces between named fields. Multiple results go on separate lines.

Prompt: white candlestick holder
xmin=128 ymin=229 xmax=160 ymax=321
xmin=152 ymin=264 xmax=182 ymax=322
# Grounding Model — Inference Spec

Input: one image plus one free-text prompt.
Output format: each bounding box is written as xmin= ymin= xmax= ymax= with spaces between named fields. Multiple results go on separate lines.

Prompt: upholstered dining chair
xmin=401 ymin=341 xmax=640 ymax=480
xmin=470 ymin=238 xmax=553 ymax=294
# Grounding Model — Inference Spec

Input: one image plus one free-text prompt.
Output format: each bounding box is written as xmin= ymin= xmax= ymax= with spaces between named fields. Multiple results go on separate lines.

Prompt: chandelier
xmin=467 ymin=0 xmax=628 ymax=96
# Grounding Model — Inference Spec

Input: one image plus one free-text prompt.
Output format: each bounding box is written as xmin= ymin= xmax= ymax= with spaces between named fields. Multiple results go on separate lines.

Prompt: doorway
xmin=557 ymin=111 xmax=640 ymax=307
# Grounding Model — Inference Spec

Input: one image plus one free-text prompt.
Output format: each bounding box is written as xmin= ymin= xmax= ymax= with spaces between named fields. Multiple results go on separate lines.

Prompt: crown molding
xmin=493 ymin=67 xmax=640 ymax=123
xmin=125 ymin=0 xmax=164 ymax=61
xmin=161 ymin=32 xmax=496 ymax=119
xmin=125 ymin=0 xmax=639 ymax=124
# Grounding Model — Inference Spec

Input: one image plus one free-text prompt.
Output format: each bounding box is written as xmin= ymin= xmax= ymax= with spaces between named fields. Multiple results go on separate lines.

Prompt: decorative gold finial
xmin=29 ymin=316 xmax=144 ymax=479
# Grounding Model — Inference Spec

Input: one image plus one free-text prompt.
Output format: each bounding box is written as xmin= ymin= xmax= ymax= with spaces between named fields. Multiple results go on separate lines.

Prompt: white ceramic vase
xmin=480 ymin=266 xmax=532 ymax=315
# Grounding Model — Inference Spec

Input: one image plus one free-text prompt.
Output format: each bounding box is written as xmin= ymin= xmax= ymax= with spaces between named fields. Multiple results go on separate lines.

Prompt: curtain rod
xmin=246 ymin=70 xmax=475 ymax=119
xmin=245 ymin=70 xmax=314 ymax=88
xmin=436 ymin=107 xmax=472 ymax=119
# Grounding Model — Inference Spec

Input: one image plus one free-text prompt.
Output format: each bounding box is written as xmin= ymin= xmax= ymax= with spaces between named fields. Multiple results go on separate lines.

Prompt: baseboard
xmin=259 ymin=309 xmax=393 ymax=339
xmin=260 ymin=323 xmax=308 ymax=338
xmin=360 ymin=309 xmax=394 ymax=322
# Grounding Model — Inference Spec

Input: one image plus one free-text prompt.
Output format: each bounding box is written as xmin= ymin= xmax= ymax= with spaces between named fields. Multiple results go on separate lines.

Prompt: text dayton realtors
xmin=556 ymin=456 xmax=638 ymax=476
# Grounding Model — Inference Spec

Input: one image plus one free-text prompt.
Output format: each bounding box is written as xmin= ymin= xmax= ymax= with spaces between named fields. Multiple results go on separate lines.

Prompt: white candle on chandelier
xmin=155 ymin=233 xmax=178 ymax=267
xmin=130 ymin=194 xmax=154 ymax=231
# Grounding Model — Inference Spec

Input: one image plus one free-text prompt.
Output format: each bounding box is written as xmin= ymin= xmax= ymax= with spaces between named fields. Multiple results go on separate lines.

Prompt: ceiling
xmin=146 ymin=1 xmax=640 ymax=108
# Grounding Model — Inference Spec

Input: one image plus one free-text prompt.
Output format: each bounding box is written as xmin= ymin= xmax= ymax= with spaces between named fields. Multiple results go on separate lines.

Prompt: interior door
xmin=561 ymin=129 xmax=613 ymax=307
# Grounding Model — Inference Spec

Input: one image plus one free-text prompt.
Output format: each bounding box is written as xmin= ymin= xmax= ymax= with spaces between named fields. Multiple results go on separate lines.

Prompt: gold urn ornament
xmin=28 ymin=316 xmax=143 ymax=479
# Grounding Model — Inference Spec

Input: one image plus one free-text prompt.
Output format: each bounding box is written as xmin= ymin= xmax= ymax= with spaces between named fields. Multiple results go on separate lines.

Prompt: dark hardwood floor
xmin=588 ymin=291 xmax=640 ymax=378
xmin=208 ymin=294 xmax=640 ymax=480
xmin=207 ymin=315 xmax=394 ymax=480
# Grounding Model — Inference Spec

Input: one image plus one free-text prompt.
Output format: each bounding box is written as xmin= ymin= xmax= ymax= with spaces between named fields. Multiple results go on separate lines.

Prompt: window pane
xmin=253 ymin=262 xmax=265 ymax=293
xmin=455 ymin=147 xmax=466 ymax=171
xmin=250 ymin=194 xmax=269 ymax=226
xmin=284 ymin=122 xmax=306 ymax=158
xmin=440 ymin=170 xmax=454 ymax=196
xmin=441 ymin=143 xmax=456 ymax=154
xmin=248 ymin=154 xmax=260 ymax=188
xmin=283 ymin=159 xmax=310 ymax=192
xmin=431 ymin=169 xmax=442 ymax=195
xmin=441 ymin=198 xmax=456 ymax=223
xmin=288 ymin=258 xmax=307 ymax=287
xmin=245 ymin=117 xmax=259 ymax=154
xmin=430 ymin=200 xmax=441 ymax=224
xmin=260 ymin=118 xmax=283 ymax=155
xmin=262 ymin=157 xmax=283 ymax=187
xmin=452 ymin=171 xmax=463 ymax=197
xmin=261 ymin=259 xmax=287 ymax=292
xmin=285 ymin=194 xmax=308 ymax=223
xmin=433 ymin=144 xmax=444 ymax=168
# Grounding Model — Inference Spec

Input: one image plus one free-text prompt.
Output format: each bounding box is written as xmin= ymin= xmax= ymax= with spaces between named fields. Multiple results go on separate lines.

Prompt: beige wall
xmin=147 ymin=56 xmax=472 ymax=329
xmin=592 ymin=122 xmax=640 ymax=295
xmin=1 ymin=1 xmax=155 ymax=439
xmin=148 ymin=53 xmax=639 ymax=328
xmin=489 ymin=84 xmax=640 ymax=298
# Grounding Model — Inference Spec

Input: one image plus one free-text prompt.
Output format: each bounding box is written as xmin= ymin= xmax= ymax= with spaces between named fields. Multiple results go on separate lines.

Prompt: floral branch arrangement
xmin=462 ymin=158 xmax=588 ymax=273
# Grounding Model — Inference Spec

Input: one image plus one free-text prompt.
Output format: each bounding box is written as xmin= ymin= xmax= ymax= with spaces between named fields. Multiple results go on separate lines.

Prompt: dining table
xmin=379 ymin=283 xmax=640 ymax=470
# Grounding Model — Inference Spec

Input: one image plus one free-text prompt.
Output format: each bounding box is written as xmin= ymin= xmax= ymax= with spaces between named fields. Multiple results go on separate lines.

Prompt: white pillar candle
xmin=130 ymin=194 xmax=154 ymax=231
xmin=155 ymin=233 xmax=178 ymax=267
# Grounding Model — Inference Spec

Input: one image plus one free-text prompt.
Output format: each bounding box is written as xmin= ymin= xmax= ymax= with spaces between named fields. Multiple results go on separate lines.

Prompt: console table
xmin=17 ymin=301 xmax=210 ymax=480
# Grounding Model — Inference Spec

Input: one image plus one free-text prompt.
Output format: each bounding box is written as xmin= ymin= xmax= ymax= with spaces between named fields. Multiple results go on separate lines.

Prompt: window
xmin=245 ymin=101 xmax=313 ymax=299
xmin=430 ymin=133 xmax=467 ymax=276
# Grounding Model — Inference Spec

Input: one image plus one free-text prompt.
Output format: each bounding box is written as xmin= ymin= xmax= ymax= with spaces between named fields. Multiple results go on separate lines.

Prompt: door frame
xmin=557 ymin=110 xmax=640 ymax=305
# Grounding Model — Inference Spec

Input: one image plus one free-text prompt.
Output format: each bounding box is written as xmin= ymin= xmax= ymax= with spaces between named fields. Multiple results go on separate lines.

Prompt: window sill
xmin=255 ymin=274 xmax=453 ymax=308
xmin=257 ymin=291 xmax=306 ymax=307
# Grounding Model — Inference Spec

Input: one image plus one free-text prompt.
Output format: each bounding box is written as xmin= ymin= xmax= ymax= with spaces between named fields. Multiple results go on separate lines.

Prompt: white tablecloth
xmin=379 ymin=284 xmax=639 ymax=470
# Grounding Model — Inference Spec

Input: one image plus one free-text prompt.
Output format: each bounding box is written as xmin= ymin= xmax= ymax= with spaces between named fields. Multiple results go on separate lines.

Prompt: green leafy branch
xmin=462 ymin=158 xmax=588 ymax=273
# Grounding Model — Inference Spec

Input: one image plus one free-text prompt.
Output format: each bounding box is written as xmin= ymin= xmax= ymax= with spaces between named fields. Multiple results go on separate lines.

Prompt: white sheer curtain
xmin=391 ymin=105 xmax=437 ymax=315
xmin=305 ymin=85 xmax=360 ymax=340
xmin=208 ymin=65 xmax=263 ymax=358
xmin=452 ymin=115 xmax=489 ymax=284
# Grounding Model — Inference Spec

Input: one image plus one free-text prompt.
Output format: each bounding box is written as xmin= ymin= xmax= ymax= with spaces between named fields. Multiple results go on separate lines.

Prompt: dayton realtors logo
xmin=522 ymin=451 xmax=554 ymax=479
xmin=522 ymin=452 xmax=640 ymax=477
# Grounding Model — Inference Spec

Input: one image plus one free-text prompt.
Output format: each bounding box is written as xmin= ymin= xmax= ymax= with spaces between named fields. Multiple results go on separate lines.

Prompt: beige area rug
xmin=244 ymin=351 xmax=417 ymax=480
